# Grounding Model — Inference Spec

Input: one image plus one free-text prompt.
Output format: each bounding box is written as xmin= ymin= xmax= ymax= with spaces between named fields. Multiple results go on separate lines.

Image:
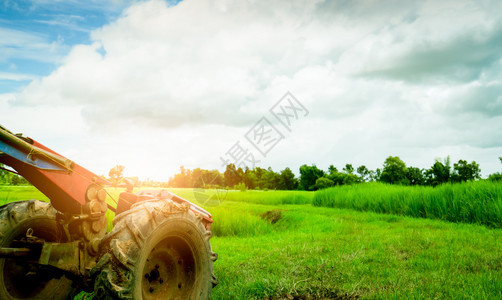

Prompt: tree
xmin=342 ymin=173 xmax=362 ymax=185
xmin=262 ymin=167 xmax=281 ymax=190
xmin=451 ymin=160 xmax=480 ymax=182
xmin=237 ymin=167 xmax=245 ymax=185
xmin=168 ymin=166 xmax=192 ymax=188
xmin=328 ymin=165 xmax=338 ymax=175
xmin=368 ymin=168 xmax=381 ymax=182
xmin=380 ymin=156 xmax=407 ymax=184
xmin=315 ymin=177 xmax=334 ymax=190
xmin=109 ymin=165 xmax=125 ymax=187
xmin=488 ymin=157 xmax=502 ymax=182
xmin=0 ymin=163 xmax=10 ymax=185
xmin=357 ymin=165 xmax=369 ymax=181
xmin=343 ymin=164 xmax=354 ymax=174
xmin=299 ymin=164 xmax=325 ymax=191
xmin=205 ymin=169 xmax=223 ymax=188
xmin=10 ymin=174 xmax=21 ymax=185
xmin=184 ymin=168 xmax=224 ymax=189
xmin=0 ymin=163 xmax=5 ymax=176
xmin=224 ymin=163 xmax=241 ymax=188
xmin=254 ymin=167 xmax=267 ymax=189
xmin=425 ymin=157 xmax=451 ymax=186
xmin=191 ymin=168 xmax=204 ymax=188
xmin=488 ymin=173 xmax=502 ymax=181
xmin=242 ymin=167 xmax=257 ymax=190
xmin=327 ymin=172 xmax=343 ymax=185
xmin=278 ymin=167 xmax=298 ymax=190
xmin=406 ymin=167 xmax=424 ymax=186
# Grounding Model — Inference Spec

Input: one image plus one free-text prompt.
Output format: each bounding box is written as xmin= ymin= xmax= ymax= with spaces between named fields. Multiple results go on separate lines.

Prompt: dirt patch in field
xmin=261 ymin=210 xmax=283 ymax=224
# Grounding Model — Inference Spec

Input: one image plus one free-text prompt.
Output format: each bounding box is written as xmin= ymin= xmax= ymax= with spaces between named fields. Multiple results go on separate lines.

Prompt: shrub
xmin=314 ymin=177 xmax=334 ymax=190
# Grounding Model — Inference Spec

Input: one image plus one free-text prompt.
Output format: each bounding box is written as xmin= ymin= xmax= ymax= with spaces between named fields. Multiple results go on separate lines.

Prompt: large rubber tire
xmin=92 ymin=198 xmax=217 ymax=299
xmin=0 ymin=200 xmax=73 ymax=300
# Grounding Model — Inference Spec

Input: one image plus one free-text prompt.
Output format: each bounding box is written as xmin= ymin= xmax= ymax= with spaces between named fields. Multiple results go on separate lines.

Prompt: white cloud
xmin=2 ymin=0 xmax=502 ymax=179
xmin=0 ymin=72 xmax=36 ymax=81
xmin=0 ymin=27 xmax=65 ymax=64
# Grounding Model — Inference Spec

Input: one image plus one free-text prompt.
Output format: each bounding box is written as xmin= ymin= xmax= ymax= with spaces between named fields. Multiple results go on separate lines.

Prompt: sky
xmin=1 ymin=0 xmax=502 ymax=181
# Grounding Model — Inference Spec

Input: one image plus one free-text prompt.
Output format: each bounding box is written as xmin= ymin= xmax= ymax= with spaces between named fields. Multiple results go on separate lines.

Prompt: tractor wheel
xmin=92 ymin=198 xmax=218 ymax=299
xmin=0 ymin=200 xmax=73 ymax=300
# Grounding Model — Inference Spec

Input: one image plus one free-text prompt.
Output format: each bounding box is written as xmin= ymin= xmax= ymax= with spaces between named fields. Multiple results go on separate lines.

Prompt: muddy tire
xmin=0 ymin=200 xmax=73 ymax=300
xmin=92 ymin=198 xmax=217 ymax=299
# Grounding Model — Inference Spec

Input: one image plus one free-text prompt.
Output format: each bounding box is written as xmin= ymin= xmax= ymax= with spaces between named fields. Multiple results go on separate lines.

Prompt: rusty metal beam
xmin=0 ymin=247 xmax=34 ymax=258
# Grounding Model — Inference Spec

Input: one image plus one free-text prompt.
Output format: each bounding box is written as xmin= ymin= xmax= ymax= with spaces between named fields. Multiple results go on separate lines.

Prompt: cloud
xmin=0 ymin=27 xmax=64 ymax=64
xmin=357 ymin=27 xmax=502 ymax=83
xmin=440 ymin=81 xmax=502 ymax=117
xmin=344 ymin=0 xmax=502 ymax=84
xmin=11 ymin=0 xmax=396 ymax=130
xmin=0 ymin=0 xmax=133 ymax=75
xmin=3 ymin=0 xmax=502 ymax=179
xmin=0 ymin=72 xmax=36 ymax=81
xmin=13 ymin=0 xmax=333 ymax=129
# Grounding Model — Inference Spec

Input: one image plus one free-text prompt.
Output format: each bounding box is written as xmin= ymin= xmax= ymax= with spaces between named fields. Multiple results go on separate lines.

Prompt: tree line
xmin=0 ymin=164 xmax=29 ymax=185
xmin=2 ymin=156 xmax=501 ymax=189
xmin=166 ymin=156 xmax=502 ymax=191
xmin=167 ymin=165 xmax=298 ymax=190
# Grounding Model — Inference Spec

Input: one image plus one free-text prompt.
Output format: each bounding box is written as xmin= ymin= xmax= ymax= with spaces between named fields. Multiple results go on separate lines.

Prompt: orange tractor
xmin=0 ymin=125 xmax=217 ymax=299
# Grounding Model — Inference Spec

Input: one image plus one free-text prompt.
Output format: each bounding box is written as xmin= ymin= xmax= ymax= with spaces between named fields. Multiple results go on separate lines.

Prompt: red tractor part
xmin=0 ymin=125 xmax=217 ymax=299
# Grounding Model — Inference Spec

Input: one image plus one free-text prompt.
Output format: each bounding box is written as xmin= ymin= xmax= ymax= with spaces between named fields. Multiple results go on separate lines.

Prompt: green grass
xmin=2 ymin=186 xmax=501 ymax=299
xmin=168 ymin=188 xmax=314 ymax=206
xmin=313 ymin=181 xmax=502 ymax=228
xmin=209 ymin=202 xmax=501 ymax=299
xmin=0 ymin=185 xmax=49 ymax=205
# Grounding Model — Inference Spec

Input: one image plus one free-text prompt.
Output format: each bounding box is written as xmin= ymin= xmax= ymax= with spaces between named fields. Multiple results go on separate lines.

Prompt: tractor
xmin=0 ymin=125 xmax=217 ymax=299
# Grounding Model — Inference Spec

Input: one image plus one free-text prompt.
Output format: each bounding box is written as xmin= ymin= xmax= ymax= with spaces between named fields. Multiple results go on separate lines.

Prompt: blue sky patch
xmin=0 ymin=0 xmax=134 ymax=93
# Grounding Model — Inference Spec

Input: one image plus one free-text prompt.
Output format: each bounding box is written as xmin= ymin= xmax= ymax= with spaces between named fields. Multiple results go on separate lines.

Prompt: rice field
xmin=168 ymin=188 xmax=314 ymax=206
xmin=313 ymin=180 xmax=502 ymax=228
xmin=1 ymin=184 xmax=501 ymax=299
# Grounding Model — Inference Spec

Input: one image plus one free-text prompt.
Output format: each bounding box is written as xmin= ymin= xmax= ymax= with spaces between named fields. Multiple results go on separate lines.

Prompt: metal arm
xmin=0 ymin=125 xmax=110 ymax=213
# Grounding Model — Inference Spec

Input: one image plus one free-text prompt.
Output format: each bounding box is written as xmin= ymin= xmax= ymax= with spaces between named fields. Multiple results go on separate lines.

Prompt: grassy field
xmin=1 ymin=185 xmax=501 ymax=299
xmin=0 ymin=185 xmax=50 ymax=205
xmin=314 ymin=181 xmax=502 ymax=228
xmin=209 ymin=203 xmax=501 ymax=299
xmin=169 ymin=188 xmax=314 ymax=206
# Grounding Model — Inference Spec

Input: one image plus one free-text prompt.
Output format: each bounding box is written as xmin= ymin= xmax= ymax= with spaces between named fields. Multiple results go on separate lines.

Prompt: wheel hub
xmin=142 ymin=240 xmax=194 ymax=299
